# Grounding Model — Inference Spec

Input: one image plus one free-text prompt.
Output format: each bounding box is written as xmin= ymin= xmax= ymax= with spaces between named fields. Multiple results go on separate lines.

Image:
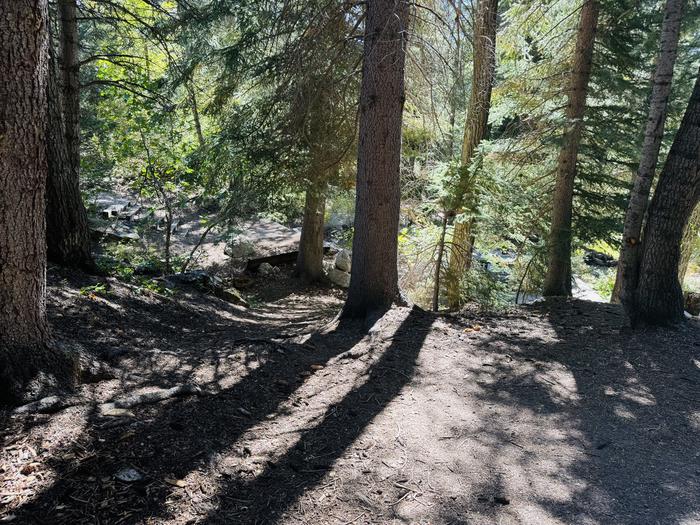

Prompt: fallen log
xmin=246 ymin=246 xmax=332 ymax=271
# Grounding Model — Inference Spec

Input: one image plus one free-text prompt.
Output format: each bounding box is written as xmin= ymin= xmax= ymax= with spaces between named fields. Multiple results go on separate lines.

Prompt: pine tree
xmin=297 ymin=184 xmax=327 ymax=282
xmin=445 ymin=0 xmax=499 ymax=309
xmin=341 ymin=0 xmax=411 ymax=318
xmin=46 ymin=37 xmax=93 ymax=269
xmin=46 ymin=0 xmax=93 ymax=269
xmin=0 ymin=0 xmax=78 ymax=403
xmin=190 ymin=2 xmax=359 ymax=282
xmin=626 ymin=68 xmax=700 ymax=325
xmin=678 ymin=203 xmax=700 ymax=285
xmin=612 ymin=0 xmax=684 ymax=304
xmin=543 ymin=0 xmax=599 ymax=296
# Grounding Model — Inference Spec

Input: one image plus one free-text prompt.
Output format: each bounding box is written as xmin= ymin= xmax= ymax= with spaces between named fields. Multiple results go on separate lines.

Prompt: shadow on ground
xmin=2 ymin=285 xmax=698 ymax=524
xmin=433 ymin=300 xmax=699 ymax=524
xmin=3 ymin=264 xmax=431 ymax=524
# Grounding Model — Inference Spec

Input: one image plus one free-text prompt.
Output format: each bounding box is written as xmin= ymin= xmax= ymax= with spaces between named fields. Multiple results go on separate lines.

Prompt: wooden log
xmin=246 ymin=246 xmax=331 ymax=271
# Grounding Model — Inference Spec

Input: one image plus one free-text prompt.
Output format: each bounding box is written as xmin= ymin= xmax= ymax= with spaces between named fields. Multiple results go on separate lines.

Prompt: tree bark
xmin=187 ymin=80 xmax=205 ymax=148
xmin=628 ymin=69 xmax=700 ymax=325
xmin=0 ymin=0 xmax=51 ymax=350
xmin=445 ymin=0 xmax=498 ymax=309
xmin=432 ymin=214 xmax=448 ymax=311
xmin=188 ymin=85 xmax=206 ymax=148
xmin=543 ymin=0 xmax=599 ymax=297
xmin=341 ymin=0 xmax=410 ymax=318
xmin=678 ymin=203 xmax=699 ymax=285
xmin=46 ymin=38 xmax=94 ymax=269
xmin=0 ymin=0 xmax=77 ymax=404
xmin=296 ymin=184 xmax=327 ymax=282
xmin=612 ymin=0 xmax=684 ymax=303
xmin=59 ymin=0 xmax=80 ymax=173
xmin=164 ymin=205 xmax=173 ymax=274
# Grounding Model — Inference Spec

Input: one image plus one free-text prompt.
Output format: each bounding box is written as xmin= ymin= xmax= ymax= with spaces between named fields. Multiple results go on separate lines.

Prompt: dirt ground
xmin=1 ymin=266 xmax=699 ymax=525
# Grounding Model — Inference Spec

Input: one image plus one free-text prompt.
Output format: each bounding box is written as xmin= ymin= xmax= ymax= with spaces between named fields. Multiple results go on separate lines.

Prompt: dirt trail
xmin=1 ymin=268 xmax=698 ymax=524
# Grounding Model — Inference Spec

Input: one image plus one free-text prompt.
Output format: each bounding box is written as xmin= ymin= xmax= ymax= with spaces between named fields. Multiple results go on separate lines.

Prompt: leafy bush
xmin=79 ymin=283 xmax=109 ymax=297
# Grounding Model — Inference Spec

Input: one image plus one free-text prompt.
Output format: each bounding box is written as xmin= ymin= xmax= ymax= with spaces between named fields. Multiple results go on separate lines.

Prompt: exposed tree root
xmin=0 ymin=343 xmax=79 ymax=406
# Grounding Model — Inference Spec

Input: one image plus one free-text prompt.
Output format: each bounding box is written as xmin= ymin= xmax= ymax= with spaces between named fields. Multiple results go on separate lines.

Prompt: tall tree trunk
xmin=296 ymin=184 xmax=327 ymax=282
xmin=341 ymin=0 xmax=410 ymax=318
xmin=612 ymin=0 xmax=684 ymax=303
xmin=46 ymin=39 xmax=93 ymax=269
xmin=187 ymin=80 xmax=205 ymax=148
xmin=0 ymin=0 xmax=77 ymax=404
xmin=59 ymin=0 xmax=79 ymax=173
xmin=432 ymin=214 xmax=448 ymax=311
xmin=445 ymin=3 xmax=464 ymax=157
xmin=1 ymin=0 xmax=51 ymax=350
xmin=678 ymin=203 xmax=700 ymax=285
xmin=627 ymin=69 xmax=700 ymax=325
xmin=542 ymin=0 xmax=599 ymax=297
xmin=445 ymin=0 xmax=498 ymax=309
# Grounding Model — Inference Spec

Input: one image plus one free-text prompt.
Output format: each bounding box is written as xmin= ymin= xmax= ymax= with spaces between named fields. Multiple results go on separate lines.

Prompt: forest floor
xmin=1 ymin=266 xmax=699 ymax=525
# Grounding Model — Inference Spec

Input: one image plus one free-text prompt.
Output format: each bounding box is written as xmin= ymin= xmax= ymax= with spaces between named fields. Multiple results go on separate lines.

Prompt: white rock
xmin=334 ymin=249 xmax=352 ymax=272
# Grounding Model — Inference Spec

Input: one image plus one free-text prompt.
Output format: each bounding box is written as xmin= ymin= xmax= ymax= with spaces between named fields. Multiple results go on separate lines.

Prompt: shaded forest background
xmin=61 ymin=0 xmax=700 ymax=310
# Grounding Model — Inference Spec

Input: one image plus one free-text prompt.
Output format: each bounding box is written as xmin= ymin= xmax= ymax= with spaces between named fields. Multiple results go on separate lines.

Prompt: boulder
xmin=164 ymin=271 xmax=249 ymax=307
xmin=326 ymin=264 xmax=350 ymax=288
xmin=584 ymin=250 xmax=617 ymax=268
xmin=101 ymin=204 xmax=127 ymax=220
xmin=685 ymin=292 xmax=700 ymax=316
xmin=215 ymin=287 xmax=250 ymax=308
xmin=258 ymin=262 xmax=280 ymax=276
xmin=225 ymin=237 xmax=256 ymax=260
xmin=335 ymin=249 xmax=352 ymax=273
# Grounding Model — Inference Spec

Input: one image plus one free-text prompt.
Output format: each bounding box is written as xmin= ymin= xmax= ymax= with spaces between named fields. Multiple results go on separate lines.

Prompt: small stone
xmin=100 ymin=403 xmax=135 ymax=418
xmin=115 ymin=468 xmax=143 ymax=482
xmin=164 ymin=478 xmax=187 ymax=488
xmin=684 ymin=292 xmax=700 ymax=316
xmin=20 ymin=462 xmax=39 ymax=475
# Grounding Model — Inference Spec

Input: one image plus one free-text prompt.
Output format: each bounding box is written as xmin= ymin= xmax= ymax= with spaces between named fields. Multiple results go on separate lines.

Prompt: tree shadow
xmin=438 ymin=299 xmax=700 ymax=524
xmin=7 ymin=293 xmax=697 ymax=524
xmin=194 ymin=306 xmax=432 ymax=523
xmin=6 ymin=303 xmax=429 ymax=523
